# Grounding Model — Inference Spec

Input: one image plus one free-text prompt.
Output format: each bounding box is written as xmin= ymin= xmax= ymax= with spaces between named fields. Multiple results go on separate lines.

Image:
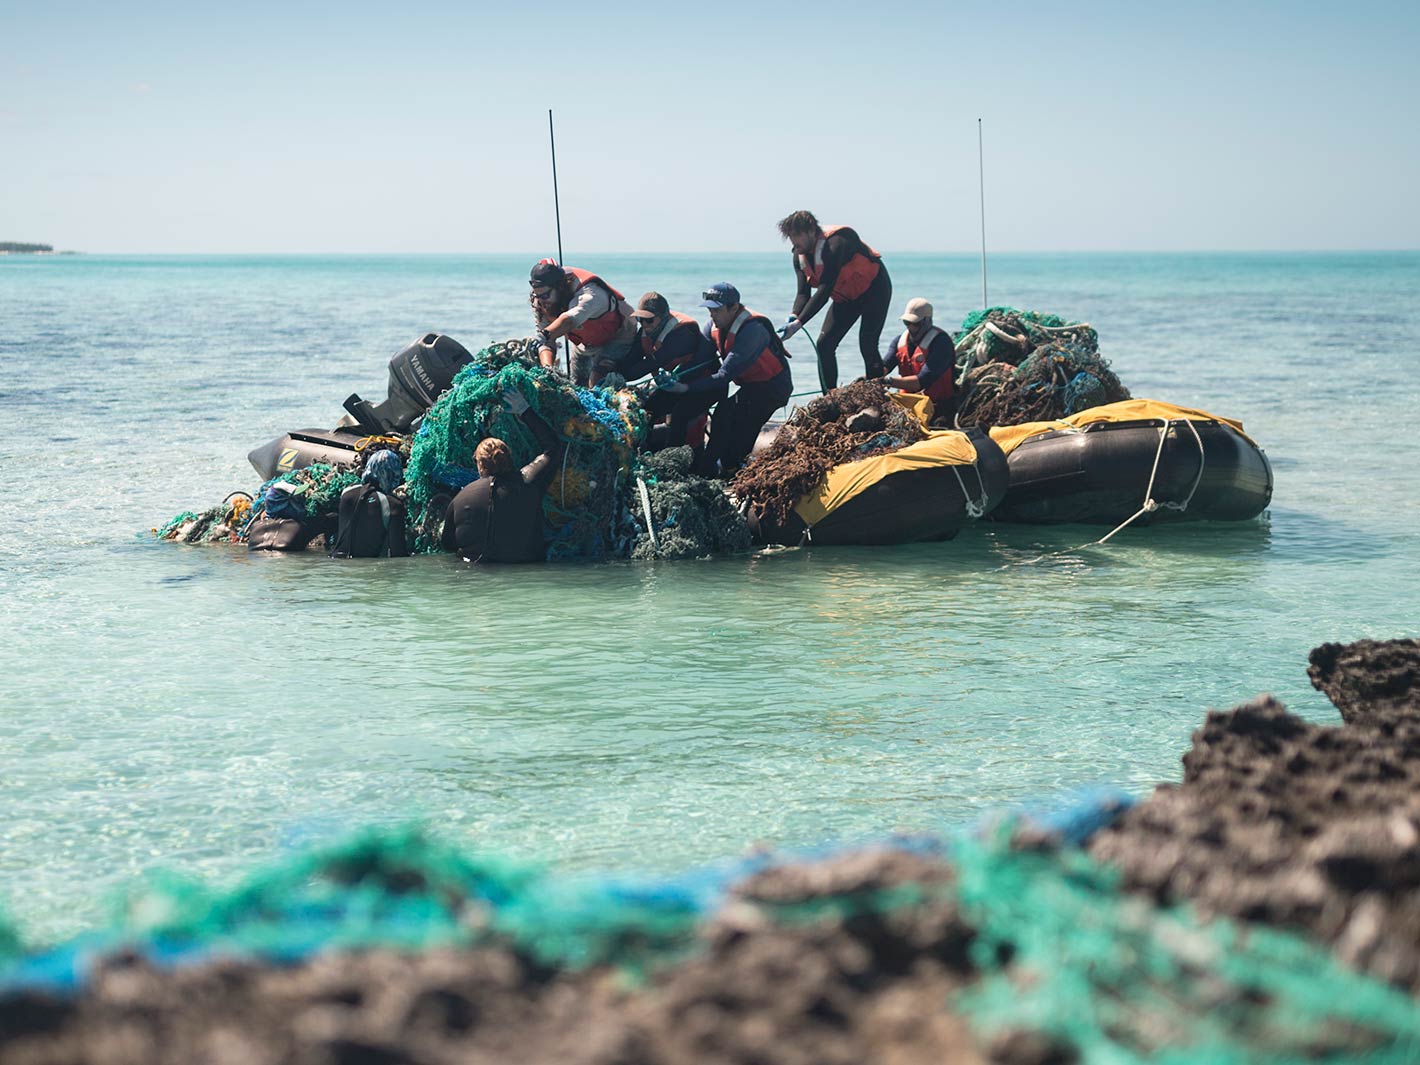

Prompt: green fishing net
xmin=951 ymin=829 xmax=1420 ymax=1063
xmin=155 ymin=339 xmax=749 ymax=562
xmin=954 ymin=306 xmax=1130 ymax=428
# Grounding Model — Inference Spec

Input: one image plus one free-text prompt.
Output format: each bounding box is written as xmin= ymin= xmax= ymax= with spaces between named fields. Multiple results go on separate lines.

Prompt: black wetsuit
xmin=792 ymin=228 xmax=893 ymax=390
xmin=246 ymin=513 xmax=333 ymax=552
xmin=440 ymin=408 xmax=566 ymax=563
xmin=331 ymin=485 xmax=409 ymax=558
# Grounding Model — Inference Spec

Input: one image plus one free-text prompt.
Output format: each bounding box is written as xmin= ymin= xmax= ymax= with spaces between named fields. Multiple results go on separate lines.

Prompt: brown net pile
xmin=730 ymin=380 xmax=926 ymax=526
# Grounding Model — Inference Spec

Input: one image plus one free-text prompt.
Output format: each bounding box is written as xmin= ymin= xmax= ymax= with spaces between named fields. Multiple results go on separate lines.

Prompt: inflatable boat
xmin=749 ymin=426 xmax=1009 ymax=546
xmin=247 ymin=333 xmax=473 ymax=479
xmin=987 ymin=399 xmax=1272 ymax=525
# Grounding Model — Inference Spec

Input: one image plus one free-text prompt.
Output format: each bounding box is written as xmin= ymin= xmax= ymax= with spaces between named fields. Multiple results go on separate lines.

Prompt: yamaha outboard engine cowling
xmin=345 ymin=333 xmax=474 ymax=435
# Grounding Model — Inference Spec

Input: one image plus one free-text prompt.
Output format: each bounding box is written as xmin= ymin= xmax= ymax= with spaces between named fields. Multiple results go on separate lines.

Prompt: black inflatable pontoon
xmin=988 ymin=400 xmax=1272 ymax=525
xmin=750 ymin=427 xmax=1009 ymax=546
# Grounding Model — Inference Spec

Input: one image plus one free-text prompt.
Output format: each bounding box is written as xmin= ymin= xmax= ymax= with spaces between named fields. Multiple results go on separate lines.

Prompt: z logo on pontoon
xmin=277 ymin=448 xmax=299 ymax=470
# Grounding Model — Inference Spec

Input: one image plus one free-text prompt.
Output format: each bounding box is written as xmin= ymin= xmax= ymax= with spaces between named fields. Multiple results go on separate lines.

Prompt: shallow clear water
xmin=2 ymin=251 xmax=1417 ymax=944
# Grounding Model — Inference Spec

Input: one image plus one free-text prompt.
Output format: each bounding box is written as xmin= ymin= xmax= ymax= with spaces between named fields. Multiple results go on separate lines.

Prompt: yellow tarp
xmin=793 ymin=430 xmax=978 ymax=527
xmin=889 ymin=390 xmax=935 ymax=426
xmin=987 ymin=399 xmax=1253 ymax=457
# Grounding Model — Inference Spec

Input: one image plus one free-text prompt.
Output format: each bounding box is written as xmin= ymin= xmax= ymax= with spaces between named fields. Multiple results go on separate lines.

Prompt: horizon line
xmin=7 ymin=247 xmax=1418 ymax=257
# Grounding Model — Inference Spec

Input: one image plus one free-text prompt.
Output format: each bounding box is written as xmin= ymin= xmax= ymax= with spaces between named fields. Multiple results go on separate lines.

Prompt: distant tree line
xmin=0 ymin=242 xmax=54 ymax=253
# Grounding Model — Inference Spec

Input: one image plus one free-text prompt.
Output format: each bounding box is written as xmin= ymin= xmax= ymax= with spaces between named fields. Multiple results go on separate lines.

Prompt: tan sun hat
xmin=900 ymin=298 xmax=933 ymax=324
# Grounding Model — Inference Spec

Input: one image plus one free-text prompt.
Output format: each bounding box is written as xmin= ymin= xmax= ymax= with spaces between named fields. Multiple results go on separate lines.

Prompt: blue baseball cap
xmin=699 ymin=282 xmax=740 ymax=309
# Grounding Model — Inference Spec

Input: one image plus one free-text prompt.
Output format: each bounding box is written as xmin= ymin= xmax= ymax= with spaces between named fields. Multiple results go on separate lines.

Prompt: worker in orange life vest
xmin=528 ymin=259 xmax=638 ymax=387
xmin=657 ymin=282 xmax=792 ymax=478
xmin=629 ymin=292 xmax=725 ymax=454
xmin=777 ymin=210 xmax=893 ymax=393
xmin=882 ymin=298 xmax=960 ymax=426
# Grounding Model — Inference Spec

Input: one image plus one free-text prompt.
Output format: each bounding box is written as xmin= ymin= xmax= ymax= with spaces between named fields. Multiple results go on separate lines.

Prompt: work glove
xmin=655 ymin=369 xmax=688 ymax=393
xmin=501 ymin=387 xmax=530 ymax=415
xmin=779 ymin=316 xmax=802 ymax=340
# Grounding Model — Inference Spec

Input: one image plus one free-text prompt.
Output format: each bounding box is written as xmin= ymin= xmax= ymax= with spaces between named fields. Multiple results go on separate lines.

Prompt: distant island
xmin=0 ymin=242 xmax=77 ymax=255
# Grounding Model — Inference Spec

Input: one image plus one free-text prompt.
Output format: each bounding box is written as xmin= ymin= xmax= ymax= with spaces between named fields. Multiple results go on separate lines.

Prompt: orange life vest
xmin=639 ymin=311 xmax=718 ymax=382
xmin=564 ymin=268 xmax=627 ymax=347
xmin=710 ymin=308 xmax=789 ymax=385
xmin=893 ymin=327 xmax=954 ymax=405
xmin=797 ymin=225 xmax=882 ymax=303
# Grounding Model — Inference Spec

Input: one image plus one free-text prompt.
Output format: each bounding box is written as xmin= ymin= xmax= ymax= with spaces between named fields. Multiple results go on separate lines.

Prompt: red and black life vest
xmin=563 ymin=268 xmax=627 ymax=347
xmin=640 ymin=311 xmax=718 ymax=382
xmin=709 ymin=308 xmax=789 ymax=385
xmin=893 ymin=327 xmax=954 ymax=405
xmin=797 ymin=225 xmax=882 ymax=303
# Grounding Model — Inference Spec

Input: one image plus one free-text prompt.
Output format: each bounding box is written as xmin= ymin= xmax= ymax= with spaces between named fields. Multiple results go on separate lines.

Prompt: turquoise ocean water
xmin=2 ymin=251 xmax=1417 ymax=945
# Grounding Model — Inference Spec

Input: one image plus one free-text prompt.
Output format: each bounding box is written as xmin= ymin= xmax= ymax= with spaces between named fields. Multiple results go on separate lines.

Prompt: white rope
xmin=636 ymin=475 xmax=658 ymax=555
xmin=996 ymin=417 xmax=1209 ymax=569
xmin=1155 ymin=416 xmax=1205 ymax=513
xmin=951 ymin=463 xmax=988 ymax=519
xmin=1094 ymin=419 xmax=1171 ymax=545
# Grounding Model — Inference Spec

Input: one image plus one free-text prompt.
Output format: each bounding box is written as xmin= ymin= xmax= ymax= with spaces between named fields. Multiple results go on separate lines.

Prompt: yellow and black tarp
xmin=987 ymin=399 xmax=1254 ymax=457
xmin=793 ymin=430 xmax=978 ymax=527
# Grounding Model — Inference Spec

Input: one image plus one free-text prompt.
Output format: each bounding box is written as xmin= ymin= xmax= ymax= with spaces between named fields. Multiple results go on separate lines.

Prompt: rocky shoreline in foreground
xmin=3 ymin=639 xmax=1419 ymax=1064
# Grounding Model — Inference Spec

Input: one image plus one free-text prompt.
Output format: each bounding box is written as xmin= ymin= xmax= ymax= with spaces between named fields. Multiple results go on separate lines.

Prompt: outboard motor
xmin=343 ymin=333 xmax=474 ymax=434
xmin=248 ymin=333 xmax=474 ymax=479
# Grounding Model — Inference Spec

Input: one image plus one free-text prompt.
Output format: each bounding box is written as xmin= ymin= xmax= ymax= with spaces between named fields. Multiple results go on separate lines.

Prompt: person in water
xmin=882 ymin=298 xmax=960 ymax=426
xmin=657 ymin=282 xmax=792 ymax=479
xmin=630 ymin=292 xmax=725 ymax=455
xmin=777 ymin=210 xmax=892 ymax=392
xmin=331 ymin=449 xmax=409 ymax=558
xmin=529 ymin=259 xmax=638 ymax=387
xmin=246 ymin=482 xmax=334 ymax=552
xmin=441 ymin=387 xmax=567 ymax=562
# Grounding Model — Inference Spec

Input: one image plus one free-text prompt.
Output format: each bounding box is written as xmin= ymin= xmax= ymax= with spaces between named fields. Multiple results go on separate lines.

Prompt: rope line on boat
xmin=997 ymin=417 xmax=1209 ymax=569
xmin=952 ymin=462 xmax=989 ymax=519
xmin=1096 ymin=417 xmax=1205 ymax=545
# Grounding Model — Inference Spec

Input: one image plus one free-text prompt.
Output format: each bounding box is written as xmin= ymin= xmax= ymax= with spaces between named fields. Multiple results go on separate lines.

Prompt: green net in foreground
xmin=6 ymin=822 xmax=1420 ymax=1061
xmin=951 ymin=831 xmax=1420 ymax=1063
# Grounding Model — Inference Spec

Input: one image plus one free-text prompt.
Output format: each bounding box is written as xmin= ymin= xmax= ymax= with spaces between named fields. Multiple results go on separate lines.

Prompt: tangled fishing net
xmin=7 ymin=816 xmax=1420 ymax=1063
xmin=953 ymin=306 xmax=1130 ymax=428
xmin=403 ymin=340 xmax=649 ymax=559
xmin=625 ymin=447 xmax=752 ymax=561
xmin=156 ymin=339 xmax=748 ymax=562
xmin=730 ymin=379 xmax=927 ymax=526
xmin=154 ymin=463 xmax=366 ymax=547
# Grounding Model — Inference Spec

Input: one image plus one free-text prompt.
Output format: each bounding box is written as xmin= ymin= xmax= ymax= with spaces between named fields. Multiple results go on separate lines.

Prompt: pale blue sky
xmin=3 ymin=0 xmax=1417 ymax=252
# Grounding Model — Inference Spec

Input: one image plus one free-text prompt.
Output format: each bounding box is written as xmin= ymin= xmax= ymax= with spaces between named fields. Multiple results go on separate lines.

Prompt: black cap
xmin=529 ymin=258 xmax=565 ymax=288
xmin=631 ymin=292 xmax=670 ymax=320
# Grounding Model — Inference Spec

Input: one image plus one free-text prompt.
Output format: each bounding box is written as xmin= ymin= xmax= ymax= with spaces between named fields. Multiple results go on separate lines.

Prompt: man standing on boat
xmin=630 ymin=292 xmax=725 ymax=454
xmin=529 ymin=259 xmax=638 ymax=387
xmin=777 ymin=210 xmax=892 ymax=393
xmin=883 ymin=298 xmax=959 ymax=426
xmin=656 ymin=283 xmax=792 ymax=478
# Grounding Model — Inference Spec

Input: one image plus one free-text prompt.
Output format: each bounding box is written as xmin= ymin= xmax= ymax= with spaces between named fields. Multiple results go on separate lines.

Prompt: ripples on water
xmin=2 ymin=251 xmax=1418 ymax=943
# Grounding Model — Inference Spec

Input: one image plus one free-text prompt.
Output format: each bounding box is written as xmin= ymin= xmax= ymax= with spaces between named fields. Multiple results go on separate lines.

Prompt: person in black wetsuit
xmin=777 ymin=209 xmax=892 ymax=393
xmin=440 ymin=388 xmax=566 ymax=562
xmin=247 ymin=482 xmax=335 ymax=552
xmin=331 ymin=449 xmax=410 ymax=558
xmin=628 ymin=292 xmax=725 ymax=455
